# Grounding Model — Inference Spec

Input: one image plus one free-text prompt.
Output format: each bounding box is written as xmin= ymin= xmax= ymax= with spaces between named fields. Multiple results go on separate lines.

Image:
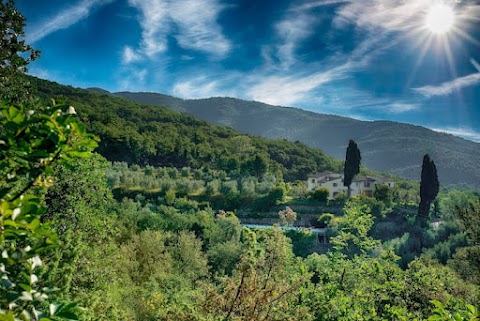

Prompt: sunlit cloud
xmin=247 ymin=67 xmax=345 ymax=106
xmin=27 ymin=0 xmax=113 ymax=43
xmin=430 ymin=126 xmax=480 ymax=142
xmin=412 ymin=72 xmax=480 ymax=97
xmin=172 ymin=77 xmax=234 ymax=99
xmin=127 ymin=0 xmax=231 ymax=59
xmin=332 ymin=0 xmax=430 ymax=32
xmin=253 ymin=0 xmax=413 ymax=107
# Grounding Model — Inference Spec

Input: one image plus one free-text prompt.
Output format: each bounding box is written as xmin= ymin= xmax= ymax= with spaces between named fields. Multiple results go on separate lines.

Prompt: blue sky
xmin=17 ymin=0 xmax=480 ymax=141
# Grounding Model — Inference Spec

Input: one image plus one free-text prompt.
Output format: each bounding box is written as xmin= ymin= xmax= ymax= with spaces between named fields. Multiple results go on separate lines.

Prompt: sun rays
xmin=405 ymin=1 xmax=479 ymax=91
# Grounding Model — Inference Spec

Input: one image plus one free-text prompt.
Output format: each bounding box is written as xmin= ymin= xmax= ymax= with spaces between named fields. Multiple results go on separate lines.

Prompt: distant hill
xmin=29 ymin=77 xmax=342 ymax=181
xmin=115 ymin=92 xmax=480 ymax=188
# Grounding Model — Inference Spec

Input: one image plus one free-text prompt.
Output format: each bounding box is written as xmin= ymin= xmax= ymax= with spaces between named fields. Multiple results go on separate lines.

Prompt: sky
xmin=16 ymin=0 xmax=480 ymax=142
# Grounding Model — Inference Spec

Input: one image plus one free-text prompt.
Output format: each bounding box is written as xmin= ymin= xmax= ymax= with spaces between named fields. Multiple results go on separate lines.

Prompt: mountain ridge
xmin=29 ymin=77 xmax=344 ymax=182
xmin=113 ymin=91 xmax=480 ymax=188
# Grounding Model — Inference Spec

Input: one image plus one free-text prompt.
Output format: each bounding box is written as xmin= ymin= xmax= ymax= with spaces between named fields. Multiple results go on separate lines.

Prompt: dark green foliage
xmin=418 ymin=154 xmax=440 ymax=224
xmin=343 ymin=140 xmax=361 ymax=197
xmin=0 ymin=99 xmax=97 ymax=320
xmin=310 ymin=187 xmax=330 ymax=202
xmin=373 ymin=184 xmax=393 ymax=207
xmin=29 ymin=77 xmax=341 ymax=182
xmin=455 ymin=198 xmax=480 ymax=245
xmin=116 ymin=91 xmax=480 ymax=188
xmin=285 ymin=230 xmax=316 ymax=257
xmin=2 ymin=2 xmax=479 ymax=319
xmin=0 ymin=0 xmax=40 ymax=103
xmin=254 ymin=184 xmax=287 ymax=211
xmin=448 ymin=245 xmax=480 ymax=285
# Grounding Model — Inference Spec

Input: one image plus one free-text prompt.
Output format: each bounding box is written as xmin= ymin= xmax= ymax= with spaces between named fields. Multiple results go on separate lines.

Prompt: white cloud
xmin=127 ymin=0 xmax=230 ymax=59
xmin=247 ymin=67 xmax=345 ymax=106
xmin=122 ymin=46 xmax=142 ymax=64
xmin=28 ymin=0 xmax=113 ymax=43
xmin=471 ymin=58 xmax=480 ymax=72
xmin=388 ymin=103 xmax=420 ymax=113
xmin=430 ymin=127 xmax=480 ymax=142
xmin=332 ymin=0 xmax=431 ymax=32
xmin=412 ymin=72 xmax=480 ymax=97
xmin=273 ymin=11 xmax=317 ymax=68
xmin=118 ymin=68 xmax=148 ymax=91
xmin=254 ymin=0 xmax=407 ymax=106
xmin=172 ymin=77 xmax=233 ymax=99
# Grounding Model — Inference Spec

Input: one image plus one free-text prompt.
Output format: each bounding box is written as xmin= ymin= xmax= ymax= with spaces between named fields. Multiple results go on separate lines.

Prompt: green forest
xmin=1 ymin=1 xmax=479 ymax=320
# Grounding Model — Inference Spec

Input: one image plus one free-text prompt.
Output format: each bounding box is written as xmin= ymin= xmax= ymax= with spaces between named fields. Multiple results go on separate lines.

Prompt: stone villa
xmin=307 ymin=171 xmax=394 ymax=200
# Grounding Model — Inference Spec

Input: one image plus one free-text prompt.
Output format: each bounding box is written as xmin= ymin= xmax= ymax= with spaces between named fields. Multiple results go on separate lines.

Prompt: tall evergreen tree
xmin=418 ymin=154 xmax=439 ymax=224
xmin=0 ymin=0 xmax=40 ymax=103
xmin=343 ymin=140 xmax=361 ymax=197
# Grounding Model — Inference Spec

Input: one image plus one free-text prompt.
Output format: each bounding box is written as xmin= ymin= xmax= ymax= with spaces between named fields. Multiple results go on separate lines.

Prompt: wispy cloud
xmin=172 ymin=77 xmax=234 ymax=99
xmin=271 ymin=10 xmax=317 ymax=68
xmin=247 ymin=67 xmax=345 ymax=106
xmin=318 ymin=88 xmax=422 ymax=114
xmin=332 ymin=0 xmax=430 ymax=32
xmin=388 ymin=103 xmax=421 ymax=113
xmin=28 ymin=0 xmax=113 ymax=43
xmin=430 ymin=127 xmax=480 ymax=142
xmin=118 ymin=68 xmax=148 ymax=91
xmin=412 ymin=72 xmax=480 ymax=97
xmin=122 ymin=46 xmax=143 ymax=64
xmin=253 ymin=0 xmax=414 ymax=107
xmin=127 ymin=0 xmax=230 ymax=59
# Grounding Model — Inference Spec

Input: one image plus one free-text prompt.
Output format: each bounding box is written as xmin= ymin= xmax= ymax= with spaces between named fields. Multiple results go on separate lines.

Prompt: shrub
xmin=310 ymin=187 xmax=330 ymax=202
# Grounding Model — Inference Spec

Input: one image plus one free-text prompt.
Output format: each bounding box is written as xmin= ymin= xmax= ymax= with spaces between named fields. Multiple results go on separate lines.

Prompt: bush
xmin=310 ymin=187 xmax=330 ymax=203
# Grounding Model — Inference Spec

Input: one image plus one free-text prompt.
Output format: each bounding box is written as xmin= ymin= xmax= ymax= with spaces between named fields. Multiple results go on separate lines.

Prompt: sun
xmin=425 ymin=4 xmax=455 ymax=34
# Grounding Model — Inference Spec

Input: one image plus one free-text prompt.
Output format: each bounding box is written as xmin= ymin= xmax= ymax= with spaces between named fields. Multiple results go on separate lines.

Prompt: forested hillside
xmin=115 ymin=92 xmax=480 ymax=188
xmin=30 ymin=77 xmax=341 ymax=181
xmin=2 ymin=2 xmax=480 ymax=320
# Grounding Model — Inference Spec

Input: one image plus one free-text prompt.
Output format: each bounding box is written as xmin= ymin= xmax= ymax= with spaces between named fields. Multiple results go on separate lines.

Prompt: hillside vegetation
xmin=115 ymin=92 xmax=480 ymax=188
xmin=3 ymin=3 xmax=480 ymax=320
xmin=30 ymin=77 xmax=341 ymax=181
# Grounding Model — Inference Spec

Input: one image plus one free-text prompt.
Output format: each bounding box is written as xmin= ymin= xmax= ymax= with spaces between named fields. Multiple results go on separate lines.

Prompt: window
xmin=311 ymin=179 xmax=315 ymax=183
xmin=333 ymin=183 xmax=338 ymax=187
xmin=364 ymin=182 xmax=370 ymax=187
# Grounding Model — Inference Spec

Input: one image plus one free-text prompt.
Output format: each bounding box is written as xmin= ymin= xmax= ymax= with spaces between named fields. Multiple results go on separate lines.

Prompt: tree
xmin=195 ymin=228 xmax=312 ymax=321
xmin=0 ymin=100 xmax=97 ymax=320
xmin=0 ymin=0 xmax=40 ymax=103
xmin=454 ymin=198 xmax=480 ymax=246
xmin=418 ymin=154 xmax=439 ymax=225
xmin=251 ymin=154 xmax=269 ymax=177
xmin=330 ymin=200 xmax=380 ymax=257
xmin=343 ymin=140 xmax=361 ymax=197
xmin=373 ymin=184 xmax=393 ymax=207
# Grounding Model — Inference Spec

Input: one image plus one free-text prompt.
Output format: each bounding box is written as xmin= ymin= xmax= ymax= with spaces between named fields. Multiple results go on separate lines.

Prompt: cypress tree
xmin=343 ymin=140 xmax=361 ymax=197
xmin=418 ymin=154 xmax=439 ymax=224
